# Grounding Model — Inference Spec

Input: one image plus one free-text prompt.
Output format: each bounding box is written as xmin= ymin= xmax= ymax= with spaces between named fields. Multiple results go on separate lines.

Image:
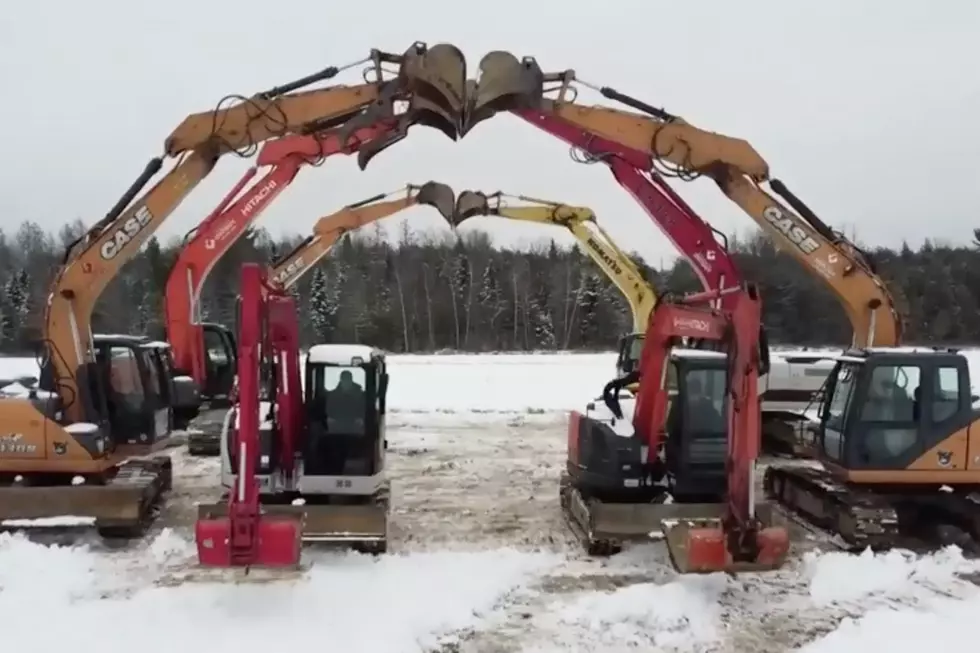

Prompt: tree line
xmin=1 ymin=219 xmax=979 ymax=355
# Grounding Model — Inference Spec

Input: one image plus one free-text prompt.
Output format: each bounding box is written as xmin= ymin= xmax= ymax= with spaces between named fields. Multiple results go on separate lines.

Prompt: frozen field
xmin=2 ymin=351 xmax=980 ymax=652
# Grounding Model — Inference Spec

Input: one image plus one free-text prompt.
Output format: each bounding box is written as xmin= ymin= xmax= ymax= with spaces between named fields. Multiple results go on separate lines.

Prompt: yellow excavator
xmin=445 ymin=190 xmax=654 ymax=386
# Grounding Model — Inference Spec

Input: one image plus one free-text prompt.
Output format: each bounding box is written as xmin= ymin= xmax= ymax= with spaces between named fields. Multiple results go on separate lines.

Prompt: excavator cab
xmin=142 ymin=340 xmax=201 ymax=430
xmin=809 ymin=348 xmax=976 ymax=470
xmin=90 ymin=335 xmax=172 ymax=448
xmin=301 ymin=345 xmax=388 ymax=485
xmin=201 ymin=322 xmax=237 ymax=402
xmin=664 ymin=350 xmax=729 ymax=500
xmin=765 ymin=347 xmax=980 ymax=552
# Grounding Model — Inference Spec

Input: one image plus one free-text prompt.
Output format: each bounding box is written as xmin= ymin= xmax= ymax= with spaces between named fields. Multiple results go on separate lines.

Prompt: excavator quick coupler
xmin=414 ymin=181 xmax=457 ymax=222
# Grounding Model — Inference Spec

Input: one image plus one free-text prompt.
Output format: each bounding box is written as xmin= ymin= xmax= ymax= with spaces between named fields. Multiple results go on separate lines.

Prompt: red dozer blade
xmin=664 ymin=519 xmax=790 ymax=574
xmin=195 ymin=510 xmax=303 ymax=568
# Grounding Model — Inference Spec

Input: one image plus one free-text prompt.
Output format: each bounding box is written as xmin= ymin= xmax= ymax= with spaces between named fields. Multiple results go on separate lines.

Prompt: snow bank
xmin=802 ymin=547 xmax=980 ymax=653
xmin=0 ymin=530 xmax=560 ymax=653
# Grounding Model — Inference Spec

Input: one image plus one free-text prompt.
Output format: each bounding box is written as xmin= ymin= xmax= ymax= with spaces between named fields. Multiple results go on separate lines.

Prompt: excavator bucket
xmin=356 ymin=128 xmax=409 ymax=171
xmin=463 ymin=51 xmax=544 ymax=136
xmin=196 ymin=505 xmax=303 ymax=568
xmin=663 ymin=518 xmax=790 ymax=575
xmin=452 ymin=190 xmax=491 ymax=226
xmin=415 ymin=182 xmax=456 ymax=222
xmin=401 ymin=42 xmax=467 ymax=138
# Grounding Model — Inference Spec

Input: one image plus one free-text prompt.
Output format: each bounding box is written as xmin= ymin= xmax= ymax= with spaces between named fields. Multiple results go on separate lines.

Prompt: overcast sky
xmin=2 ymin=0 xmax=978 ymax=266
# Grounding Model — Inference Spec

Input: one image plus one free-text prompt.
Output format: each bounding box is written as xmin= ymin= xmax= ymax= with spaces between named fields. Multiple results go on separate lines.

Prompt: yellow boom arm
xmin=448 ymin=191 xmax=657 ymax=334
xmin=269 ymin=182 xmax=455 ymax=289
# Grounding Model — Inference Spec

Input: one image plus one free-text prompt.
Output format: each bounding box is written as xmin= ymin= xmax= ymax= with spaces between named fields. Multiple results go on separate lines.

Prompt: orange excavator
xmin=567 ymin=284 xmax=788 ymax=572
xmin=0 ymin=41 xmax=467 ymax=537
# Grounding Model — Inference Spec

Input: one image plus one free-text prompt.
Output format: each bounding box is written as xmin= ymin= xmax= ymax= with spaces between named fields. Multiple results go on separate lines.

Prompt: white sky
xmin=2 ymin=0 xmax=978 ymax=266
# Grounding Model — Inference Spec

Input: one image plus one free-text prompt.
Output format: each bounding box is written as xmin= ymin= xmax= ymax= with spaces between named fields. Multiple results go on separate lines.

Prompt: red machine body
xmin=195 ymin=263 xmax=302 ymax=568
xmin=165 ymin=120 xmax=398 ymax=389
xmin=630 ymin=285 xmax=788 ymax=572
xmin=516 ymin=111 xmax=742 ymax=310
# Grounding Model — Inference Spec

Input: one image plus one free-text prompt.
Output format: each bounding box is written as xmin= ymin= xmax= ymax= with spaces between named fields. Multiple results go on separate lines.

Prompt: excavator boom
xmin=165 ymin=119 xmax=401 ymax=390
xmin=446 ymin=192 xmax=655 ymax=334
xmin=347 ymin=48 xmax=900 ymax=349
xmin=269 ymin=182 xmax=456 ymax=289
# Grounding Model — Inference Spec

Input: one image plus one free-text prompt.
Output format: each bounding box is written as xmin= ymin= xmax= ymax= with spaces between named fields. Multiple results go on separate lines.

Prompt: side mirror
xmin=586 ymin=401 xmax=595 ymax=411
xmin=972 ymin=394 xmax=979 ymax=403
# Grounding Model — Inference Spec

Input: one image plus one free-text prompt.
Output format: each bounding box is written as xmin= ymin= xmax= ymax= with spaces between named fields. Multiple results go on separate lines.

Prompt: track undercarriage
xmin=0 ymin=455 xmax=173 ymax=540
xmin=764 ymin=465 xmax=980 ymax=555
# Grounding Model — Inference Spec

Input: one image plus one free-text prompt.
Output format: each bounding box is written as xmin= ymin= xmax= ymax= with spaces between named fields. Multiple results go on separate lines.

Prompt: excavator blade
xmin=452 ymin=190 xmax=491 ymax=226
xmin=401 ymin=42 xmax=467 ymax=135
xmin=196 ymin=499 xmax=388 ymax=551
xmin=196 ymin=503 xmax=303 ymax=568
xmin=663 ymin=518 xmax=790 ymax=575
xmin=415 ymin=182 xmax=456 ymax=222
xmin=463 ymin=51 xmax=544 ymax=136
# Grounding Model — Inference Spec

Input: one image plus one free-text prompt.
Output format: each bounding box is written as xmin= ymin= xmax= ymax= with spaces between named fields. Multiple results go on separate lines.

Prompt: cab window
xmin=682 ymin=368 xmax=726 ymax=433
xmin=856 ymin=364 xmax=921 ymax=464
xmin=142 ymin=351 xmax=162 ymax=396
xmin=108 ymin=347 xmax=144 ymax=411
xmin=204 ymin=329 xmax=229 ymax=365
xmin=933 ymin=366 xmax=962 ymax=423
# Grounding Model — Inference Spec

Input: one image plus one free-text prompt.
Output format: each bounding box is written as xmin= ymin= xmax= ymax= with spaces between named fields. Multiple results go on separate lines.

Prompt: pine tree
xmin=309 ymin=267 xmax=333 ymax=341
xmin=577 ymin=271 xmax=602 ymax=347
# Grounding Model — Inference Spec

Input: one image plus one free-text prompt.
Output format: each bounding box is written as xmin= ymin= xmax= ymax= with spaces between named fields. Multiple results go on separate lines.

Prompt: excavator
xmin=381 ymin=47 xmax=977 ymax=554
xmin=164 ymin=119 xmax=422 ymax=453
xmin=197 ymin=263 xmax=392 ymax=567
xmin=0 ymin=40 xmax=488 ymax=538
xmin=565 ymin=282 xmax=788 ymax=571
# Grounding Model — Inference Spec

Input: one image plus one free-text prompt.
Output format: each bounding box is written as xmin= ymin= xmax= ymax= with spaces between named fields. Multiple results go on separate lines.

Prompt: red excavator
xmin=196 ymin=262 xmax=303 ymax=567
xmin=165 ymin=119 xmax=400 ymax=440
xmin=563 ymin=284 xmax=789 ymax=573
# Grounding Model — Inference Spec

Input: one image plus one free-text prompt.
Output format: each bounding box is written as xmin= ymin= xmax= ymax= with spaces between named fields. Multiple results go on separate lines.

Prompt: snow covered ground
xmin=1 ymin=350 xmax=980 ymax=652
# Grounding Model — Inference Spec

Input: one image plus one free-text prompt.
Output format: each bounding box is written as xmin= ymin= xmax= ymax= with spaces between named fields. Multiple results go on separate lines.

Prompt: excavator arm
xmin=629 ymin=285 xmax=788 ymax=573
xmin=455 ymin=52 xmax=900 ymax=348
xmin=445 ymin=191 xmax=655 ymax=334
xmin=45 ymin=41 xmax=468 ymax=423
xmin=360 ymin=48 xmax=899 ymax=349
xmin=269 ymin=182 xmax=456 ymax=289
xmin=165 ymin=119 xmax=402 ymax=390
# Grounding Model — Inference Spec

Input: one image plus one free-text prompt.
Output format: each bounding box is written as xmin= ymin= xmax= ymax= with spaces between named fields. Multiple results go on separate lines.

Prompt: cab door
xmin=101 ymin=346 xmax=150 ymax=445
xmin=135 ymin=349 xmax=170 ymax=442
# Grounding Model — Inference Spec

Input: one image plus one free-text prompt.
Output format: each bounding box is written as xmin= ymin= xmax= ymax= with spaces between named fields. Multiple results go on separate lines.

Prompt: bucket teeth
xmin=416 ymin=182 xmax=456 ymax=222
xmin=401 ymin=43 xmax=467 ymax=133
xmin=463 ymin=51 xmax=544 ymax=135
xmin=453 ymin=190 xmax=492 ymax=225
